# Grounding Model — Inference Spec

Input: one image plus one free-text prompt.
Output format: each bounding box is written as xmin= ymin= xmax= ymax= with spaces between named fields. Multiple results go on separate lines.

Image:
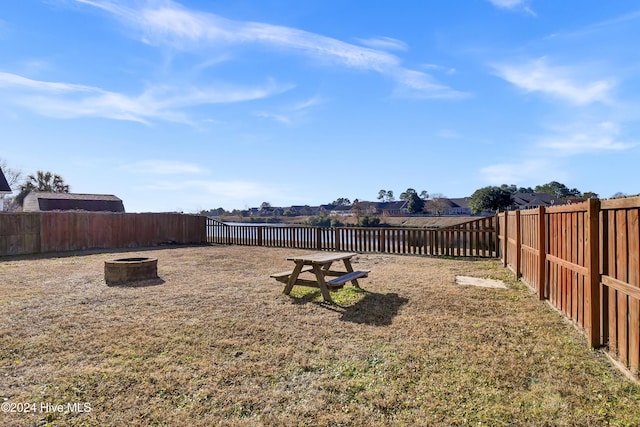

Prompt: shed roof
xmin=23 ymin=192 xmax=125 ymax=212
xmin=29 ymin=192 xmax=121 ymax=201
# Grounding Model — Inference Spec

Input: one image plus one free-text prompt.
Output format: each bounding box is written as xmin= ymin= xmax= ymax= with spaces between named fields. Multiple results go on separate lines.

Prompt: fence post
xmin=334 ymin=227 xmax=340 ymax=252
xmin=515 ymin=210 xmax=522 ymax=278
xmin=493 ymin=215 xmax=499 ymax=258
xmin=316 ymin=227 xmax=321 ymax=250
xmin=585 ymin=198 xmax=602 ymax=348
xmin=538 ymin=206 xmax=546 ymax=300
xmin=502 ymin=212 xmax=508 ymax=267
xmin=257 ymin=226 xmax=263 ymax=247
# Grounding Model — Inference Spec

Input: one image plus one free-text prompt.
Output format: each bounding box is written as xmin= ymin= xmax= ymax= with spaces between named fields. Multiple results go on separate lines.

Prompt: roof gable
xmin=512 ymin=192 xmax=560 ymax=207
xmin=377 ymin=201 xmax=407 ymax=210
xmin=0 ymin=167 xmax=11 ymax=193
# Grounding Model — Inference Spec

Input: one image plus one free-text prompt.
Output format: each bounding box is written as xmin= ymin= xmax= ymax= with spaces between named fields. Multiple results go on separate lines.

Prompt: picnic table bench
xmin=270 ymin=252 xmax=369 ymax=303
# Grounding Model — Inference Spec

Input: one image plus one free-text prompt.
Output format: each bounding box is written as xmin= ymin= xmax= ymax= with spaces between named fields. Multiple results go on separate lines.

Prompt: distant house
xmin=425 ymin=198 xmax=473 ymax=216
xmin=22 ymin=192 xmax=125 ymax=213
xmin=329 ymin=205 xmax=353 ymax=216
xmin=511 ymin=192 xmax=564 ymax=210
xmin=289 ymin=205 xmax=320 ymax=216
xmin=376 ymin=201 xmax=408 ymax=216
xmin=353 ymin=201 xmax=379 ymax=216
xmin=0 ymin=167 xmax=12 ymax=211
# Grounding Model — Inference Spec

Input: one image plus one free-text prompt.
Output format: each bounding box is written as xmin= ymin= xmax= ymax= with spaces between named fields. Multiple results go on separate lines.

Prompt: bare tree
xmin=429 ymin=193 xmax=449 ymax=216
xmin=0 ymin=158 xmax=23 ymax=189
xmin=0 ymin=159 xmax=24 ymax=211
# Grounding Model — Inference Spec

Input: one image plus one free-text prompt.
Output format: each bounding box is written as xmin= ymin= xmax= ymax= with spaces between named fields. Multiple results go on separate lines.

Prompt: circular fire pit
xmin=104 ymin=257 xmax=158 ymax=285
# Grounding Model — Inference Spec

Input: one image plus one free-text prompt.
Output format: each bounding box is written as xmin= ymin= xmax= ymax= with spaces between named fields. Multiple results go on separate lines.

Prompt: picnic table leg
xmin=312 ymin=264 xmax=333 ymax=302
xmin=283 ymin=262 xmax=305 ymax=295
xmin=342 ymin=258 xmax=361 ymax=288
xmin=321 ymin=262 xmax=333 ymax=273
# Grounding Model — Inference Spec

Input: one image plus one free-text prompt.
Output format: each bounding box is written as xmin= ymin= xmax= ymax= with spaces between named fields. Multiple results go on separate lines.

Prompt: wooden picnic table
xmin=270 ymin=252 xmax=369 ymax=303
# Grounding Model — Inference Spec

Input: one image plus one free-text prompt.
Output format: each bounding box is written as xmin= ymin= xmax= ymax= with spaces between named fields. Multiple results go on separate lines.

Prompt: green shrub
xmin=306 ymin=214 xmax=332 ymax=227
xmin=358 ymin=216 xmax=381 ymax=227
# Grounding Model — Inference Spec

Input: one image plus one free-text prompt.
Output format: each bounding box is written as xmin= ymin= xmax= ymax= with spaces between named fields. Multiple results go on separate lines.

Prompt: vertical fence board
xmin=616 ymin=209 xmax=629 ymax=365
xmin=628 ymin=208 xmax=640 ymax=373
xmin=586 ymin=199 xmax=601 ymax=348
xmin=608 ymin=210 xmax=619 ymax=356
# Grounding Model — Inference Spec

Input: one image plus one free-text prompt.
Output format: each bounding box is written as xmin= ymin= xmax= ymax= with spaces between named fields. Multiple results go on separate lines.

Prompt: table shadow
xmin=338 ymin=292 xmax=408 ymax=326
xmin=288 ymin=289 xmax=408 ymax=326
xmin=290 ymin=290 xmax=322 ymax=305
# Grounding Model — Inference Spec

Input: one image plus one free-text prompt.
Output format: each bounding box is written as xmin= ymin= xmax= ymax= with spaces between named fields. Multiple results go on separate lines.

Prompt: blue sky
xmin=1 ymin=0 xmax=638 ymax=212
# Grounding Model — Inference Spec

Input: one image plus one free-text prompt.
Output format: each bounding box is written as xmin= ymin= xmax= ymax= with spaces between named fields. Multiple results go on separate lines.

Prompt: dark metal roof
xmin=447 ymin=197 xmax=470 ymax=209
xmin=0 ymin=167 xmax=11 ymax=193
xmin=512 ymin=192 xmax=561 ymax=208
xmin=376 ymin=201 xmax=408 ymax=210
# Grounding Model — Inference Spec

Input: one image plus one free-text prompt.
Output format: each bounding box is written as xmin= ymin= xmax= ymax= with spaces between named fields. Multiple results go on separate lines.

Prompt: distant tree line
xmin=200 ymin=181 xmax=625 ymax=218
xmin=468 ymin=181 xmax=601 ymax=214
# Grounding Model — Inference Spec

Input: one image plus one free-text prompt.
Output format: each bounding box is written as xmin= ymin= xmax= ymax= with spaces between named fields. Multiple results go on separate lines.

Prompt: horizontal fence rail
xmin=207 ymin=216 xmax=498 ymax=258
xmin=499 ymin=196 xmax=640 ymax=378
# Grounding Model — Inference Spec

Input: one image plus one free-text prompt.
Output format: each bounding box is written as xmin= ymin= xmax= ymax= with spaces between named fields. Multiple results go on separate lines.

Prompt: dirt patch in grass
xmin=1 ymin=246 xmax=639 ymax=426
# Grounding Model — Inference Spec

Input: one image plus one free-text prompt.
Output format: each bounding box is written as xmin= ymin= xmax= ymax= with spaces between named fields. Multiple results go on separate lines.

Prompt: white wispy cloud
xmin=292 ymin=96 xmax=324 ymax=111
xmin=74 ymin=0 xmax=466 ymax=99
xmin=537 ymin=121 xmax=636 ymax=155
xmin=253 ymin=111 xmax=292 ymax=125
xmin=422 ymin=63 xmax=457 ymax=75
xmin=393 ymin=69 xmax=469 ymax=99
xmin=545 ymin=10 xmax=640 ymax=40
xmin=255 ymin=95 xmax=325 ymax=125
xmin=493 ymin=57 xmax=615 ymax=105
xmin=129 ymin=160 xmax=207 ymax=174
xmin=436 ymin=129 xmax=459 ymax=139
xmin=356 ymin=36 xmax=408 ymax=52
xmin=0 ymin=71 xmax=291 ymax=124
xmin=488 ymin=0 xmax=524 ymax=8
xmin=487 ymin=0 xmax=536 ymax=16
xmin=0 ymin=71 xmax=97 ymax=93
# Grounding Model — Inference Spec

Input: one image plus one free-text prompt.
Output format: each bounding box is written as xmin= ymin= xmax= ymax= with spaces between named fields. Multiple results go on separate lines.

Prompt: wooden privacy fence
xmin=0 ymin=211 xmax=207 ymax=256
xmin=207 ymin=216 xmax=498 ymax=257
xmin=498 ymin=196 xmax=640 ymax=377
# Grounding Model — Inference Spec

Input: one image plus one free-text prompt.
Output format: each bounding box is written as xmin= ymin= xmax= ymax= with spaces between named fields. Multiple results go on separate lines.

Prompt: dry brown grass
xmin=1 ymin=245 xmax=639 ymax=426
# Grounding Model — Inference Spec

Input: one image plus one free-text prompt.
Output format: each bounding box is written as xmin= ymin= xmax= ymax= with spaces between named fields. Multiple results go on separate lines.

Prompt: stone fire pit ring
xmin=105 ymin=257 xmax=158 ymax=285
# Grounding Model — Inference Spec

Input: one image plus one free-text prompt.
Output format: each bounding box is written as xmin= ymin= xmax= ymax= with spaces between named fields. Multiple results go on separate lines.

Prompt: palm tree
xmin=15 ymin=170 xmax=70 ymax=206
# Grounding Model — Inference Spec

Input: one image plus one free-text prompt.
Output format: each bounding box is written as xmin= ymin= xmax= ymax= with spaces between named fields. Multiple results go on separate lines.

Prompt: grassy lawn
xmin=1 ymin=245 xmax=639 ymax=426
